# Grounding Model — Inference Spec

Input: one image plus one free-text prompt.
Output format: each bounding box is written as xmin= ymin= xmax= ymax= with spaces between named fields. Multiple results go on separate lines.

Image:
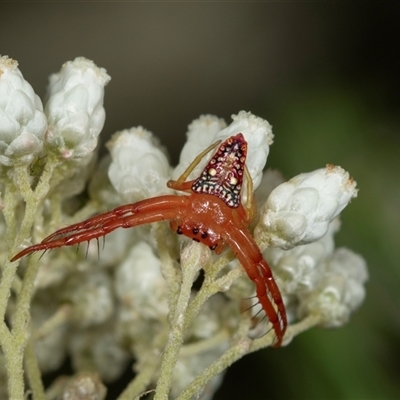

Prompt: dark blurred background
xmin=1 ymin=3 xmax=400 ymax=399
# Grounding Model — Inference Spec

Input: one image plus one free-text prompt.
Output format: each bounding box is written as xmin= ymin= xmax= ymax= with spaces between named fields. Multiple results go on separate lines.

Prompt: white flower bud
xmin=69 ymin=329 xmax=129 ymax=383
xmin=62 ymin=372 xmax=107 ymax=400
xmin=255 ymin=169 xmax=286 ymax=206
xmin=298 ymin=247 xmax=367 ymax=327
xmin=107 ymin=127 xmax=172 ymax=202
xmin=264 ymin=219 xmax=340 ymax=295
xmin=190 ymin=294 xmax=234 ymax=340
xmin=63 ymin=270 xmax=114 ymax=328
xmin=0 ymin=55 xmax=47 ymax=166
xmin=172 ymin=114 xmax=226 ymax=180
xmin=45 ymin=57 xmax=110 ymax=159
xmin=84 ymin=228 xmax=136 ymax=269
xmin=256 ymin=165 xmax=358 ymax=249
xmin=91 ymin=330 xmax=129 ymax=382
xmin=115 ymin=241 xmax=169 ymax=319
xmin=88 ymin=154 xmax=121 ymax=208
xmin=31 ymin=300 xmax=68 ymax=373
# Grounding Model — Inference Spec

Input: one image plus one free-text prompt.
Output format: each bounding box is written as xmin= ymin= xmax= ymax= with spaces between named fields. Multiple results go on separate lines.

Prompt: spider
xmin=11 ymin=133 xmax=287 ymax=346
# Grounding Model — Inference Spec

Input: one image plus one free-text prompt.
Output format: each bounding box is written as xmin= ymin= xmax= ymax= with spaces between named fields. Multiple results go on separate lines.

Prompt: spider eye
xmin=208 ymin=168 xmax=217 ymax=176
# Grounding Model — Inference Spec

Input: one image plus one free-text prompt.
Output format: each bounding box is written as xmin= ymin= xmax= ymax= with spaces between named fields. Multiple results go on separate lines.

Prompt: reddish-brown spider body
xmin=170 ymin=192 xmax=246 ymax=253
xmin=12 ymin=133 xmax=287 ymax=346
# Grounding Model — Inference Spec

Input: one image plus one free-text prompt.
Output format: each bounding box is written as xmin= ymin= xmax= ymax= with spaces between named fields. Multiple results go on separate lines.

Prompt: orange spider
xmin=11 ymin=133 xmax=287 ymax=346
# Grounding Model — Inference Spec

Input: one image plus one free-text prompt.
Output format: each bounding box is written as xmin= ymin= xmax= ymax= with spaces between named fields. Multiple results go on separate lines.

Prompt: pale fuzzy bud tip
xmin=45 ymin=57 xmax=110 ymax=159
xmin=0 ymin=55 xmax=47 ymax=166
xmin=257 ymin=165 xmax=358 ymax=249
xmin=107 ymin=126 xmax=172 ymax=202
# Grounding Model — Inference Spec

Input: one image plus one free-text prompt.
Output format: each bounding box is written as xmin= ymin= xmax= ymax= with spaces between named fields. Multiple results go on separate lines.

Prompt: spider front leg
xmin=11 ymin=195 xmax=187 ymax=261
xmin=226 ymin=226 xmax=287 ymax=347
xmin=167 ymin=139 xmax=222 ymax=193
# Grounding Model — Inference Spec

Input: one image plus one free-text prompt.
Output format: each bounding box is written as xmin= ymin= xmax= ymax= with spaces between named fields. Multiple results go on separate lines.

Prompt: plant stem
xmin=24 ymin=339 xmax=46 ymax=400
xmin=154 ymin=243 xmax=203 ymax=400
xmin=176 ymin=318 xmax=252 ymax=400
xmin=3 ymin=343 xmax=25 ymax=400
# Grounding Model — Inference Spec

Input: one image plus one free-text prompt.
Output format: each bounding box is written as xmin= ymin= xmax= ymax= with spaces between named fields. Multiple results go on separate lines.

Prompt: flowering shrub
xmin=0 ymin=56 xmax=368 ymax=400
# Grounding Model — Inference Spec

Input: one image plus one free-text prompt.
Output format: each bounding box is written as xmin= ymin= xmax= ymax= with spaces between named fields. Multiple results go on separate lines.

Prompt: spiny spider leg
xmin=225 ymin=226 xmax=286 ymax=347
xmin=41 ymin=196 xmax=186 ymax=244
xmin=11 ymin=196 xmax=187 ymax=261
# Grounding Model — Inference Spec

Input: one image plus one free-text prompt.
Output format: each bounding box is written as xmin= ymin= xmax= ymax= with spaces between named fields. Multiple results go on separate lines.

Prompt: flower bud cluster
xmin=45 ymin=57 xmax=110 ymax=159
xmin=255 ymin=163 xmax=365 ymax=328
xmin=0 ymin=56 xmax=367 ymax=400
xmin=296 ymin=247 xmax=368 ymax=327
xmin=0 ymin=55 xmax=47 ymax=166
xmin=107 ymin=127 xmax=171 ymax=202
xmin=256 ymin=164 xmax=358 ymax=250
xmin=263 ymin=218 xmax=368 ymax=326
xmin=0 ymin=56 xmax=110 ymax=169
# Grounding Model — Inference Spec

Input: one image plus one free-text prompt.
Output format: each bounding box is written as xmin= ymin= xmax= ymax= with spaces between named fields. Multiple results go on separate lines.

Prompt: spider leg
xmin=225 ymin=226 xmax=287 ymax=347
xmin=167 ymin=139 xmax=221 ymax=192
xmin=11 ymin=195 xmax=187 ymax=261
xmin=243 ymin=165 xmax=257 ymax=223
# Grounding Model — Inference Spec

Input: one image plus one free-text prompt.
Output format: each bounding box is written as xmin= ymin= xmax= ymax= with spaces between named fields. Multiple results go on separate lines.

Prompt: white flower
xmin=31 ymin=298 xmax=68 ymax=373
xmin=69 ymin=328 xmax=129 ymax=383
xmin=63 ymin=270 xmax=114 ymax=328
xmin=255 ymin=168 xmax=286 ymax=205
xmin=298 ymin=247 xmax=368 ymax=327
xmin=61 ymin=373 xmax=107 ymax=400
xmin=264 ymin=219 xmax=340 ymax=295
xmin=0 ymin=55 xmax=47 ymax=166
xmin=45 ymin=57 xmax=110 ymax=159
xmin=115 ymin=241 xmax=169 ymax=319
xmin=107 ymin=127 xmax=172 ymax=202
xmin=256 ymin=164 xmax=358 ymax=249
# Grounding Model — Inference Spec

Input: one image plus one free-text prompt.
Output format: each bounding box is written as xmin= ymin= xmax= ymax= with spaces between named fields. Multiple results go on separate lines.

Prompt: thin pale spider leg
xmin=167 ymin=139 xmax=221 ymax=192
xmin=243 ymin=165 xmax=256 ymax=223
xmin=11 ymin=196 xmax=187 ymax=261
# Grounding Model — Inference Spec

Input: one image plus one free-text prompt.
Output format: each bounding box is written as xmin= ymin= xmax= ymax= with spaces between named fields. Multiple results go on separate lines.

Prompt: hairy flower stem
xmin=154 ymin=243 xmax=204 ymax=400
xmin=154 ymin=224 xmax=181 ymax=312
xmin=0 ymin=159 xmax=56 ymax=399
xmin=183 ymin=261 xmax=243 ymax=333
xmin=24 ymin=339 xmax=46 ymax=400
xmin=3 ymin=343 xmax=24 ymax=400
xmin=176 ymin=318 xmax=252 ymax=400
xmin=117 ymin=331 xmax=168 ymax=400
